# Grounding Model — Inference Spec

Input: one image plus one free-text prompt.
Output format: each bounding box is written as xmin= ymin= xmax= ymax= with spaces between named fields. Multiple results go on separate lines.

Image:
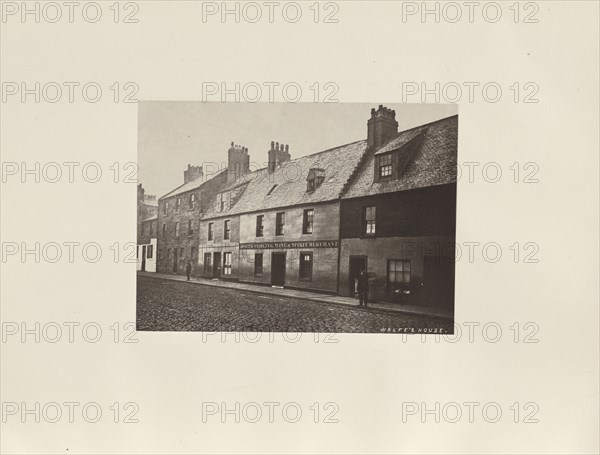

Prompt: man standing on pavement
xmin=357 ymin=269 xmax=369 ymax=307
xmin=186 ymin=260 xmax=192 ymax=281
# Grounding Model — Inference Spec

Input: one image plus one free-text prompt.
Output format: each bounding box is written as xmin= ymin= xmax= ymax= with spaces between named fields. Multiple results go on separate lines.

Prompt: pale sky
xmin=137 ymin=103 xmax=458 ymax=198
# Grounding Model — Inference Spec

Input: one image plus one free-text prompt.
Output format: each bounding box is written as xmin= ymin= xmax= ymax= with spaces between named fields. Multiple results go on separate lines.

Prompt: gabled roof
xmin=342 ymin=115 xmax=458 ymax=199
xmin=201 ymin=140 xmax=368 ymax=219
xmin=160 ymin=170 xmax=228 ymax=200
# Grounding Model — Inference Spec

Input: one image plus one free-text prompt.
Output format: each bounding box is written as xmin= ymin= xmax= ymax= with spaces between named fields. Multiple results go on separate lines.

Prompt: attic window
xmin=379 ymin=153 xmax=392 ymax=178
xmin=217 ymin=190 xmax=231 ymax=212
xmin=267 ymin=184 xmax=278 ymax=196
xmin=306 ymin=168 xmax=325 ymax=192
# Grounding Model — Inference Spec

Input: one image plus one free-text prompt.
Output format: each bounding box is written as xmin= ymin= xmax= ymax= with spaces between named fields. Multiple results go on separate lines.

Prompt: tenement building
xmin=156 ymin=163 xmax=229 ymax=276
xmin=197 ymin=143 xmax=249 ymax=280
xmin=137 ymin=184 xmax=158 ymax=272
xmin=149 ymin=106 xmax=457 ymax=307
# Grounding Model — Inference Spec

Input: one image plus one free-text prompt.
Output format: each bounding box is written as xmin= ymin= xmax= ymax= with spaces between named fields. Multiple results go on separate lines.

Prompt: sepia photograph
xmin=3 ymin=1 xmax=598 ymax=452
xmin=136 ymin=103 xmax=458 ymax=333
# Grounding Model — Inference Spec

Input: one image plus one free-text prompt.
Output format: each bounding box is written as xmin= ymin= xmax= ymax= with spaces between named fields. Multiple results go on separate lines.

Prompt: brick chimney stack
xmin=183 ymin=164 xmax=204 ymax=184
xmin=227 ymin=142 xmax=250 ymax=182
xmin=367 ymin=105 xmax=398 ymax=150
xmin=268 ymin=141 xmax=291 ymax=173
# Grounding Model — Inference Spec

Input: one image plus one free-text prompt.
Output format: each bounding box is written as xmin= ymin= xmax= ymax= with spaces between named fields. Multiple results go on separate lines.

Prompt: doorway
xmin=349 ymin=256 xmax=367 ymax=295
xmin=421 ymin=255 xmax=455 ymax=308
xmin=213 ymin=252 xmax=222 ymax=278
xmin=141 ymin=245 xmax=146 ymax=272
xmin=172 ymin=247 xmax=178 ymax=272
xmin=271 ymin=253 xmax=286 ymax=286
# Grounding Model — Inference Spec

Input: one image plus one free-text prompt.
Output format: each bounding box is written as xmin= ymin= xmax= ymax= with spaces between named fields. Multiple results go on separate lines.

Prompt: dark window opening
xmin=256 ymin=215 xmax=264 ymax=237
xmin=388 ymin=259 xmax=411 ymax=286
xmin=364 ymin=206 xmax=376 ymax=235
xmin=276 ymin=212 xmax=285 ymax=236
xmin=224 ymin=220 xmax=231 ymax=240
xmin=302 ymin=209 xmax=314 ymax=234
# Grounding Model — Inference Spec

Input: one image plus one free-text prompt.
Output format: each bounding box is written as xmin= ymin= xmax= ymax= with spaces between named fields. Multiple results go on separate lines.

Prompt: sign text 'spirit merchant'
xmin=240 ymin=240 xmax=339 ymax=250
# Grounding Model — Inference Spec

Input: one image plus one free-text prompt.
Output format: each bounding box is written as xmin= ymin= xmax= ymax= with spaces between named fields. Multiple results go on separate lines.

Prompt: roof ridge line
xmin=159 ymin=169 xmax=228 ymax=200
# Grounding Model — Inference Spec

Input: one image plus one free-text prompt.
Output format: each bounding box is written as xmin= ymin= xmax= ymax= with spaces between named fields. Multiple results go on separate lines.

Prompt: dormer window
xmin=217 ymin=191 xmax=231 ymax=212
xmin=373 ymin=130 xmax=425 ymax=183
xmin=379 ymin=153 xmax=392 ymax=178
xmin=306 ymin=168 xmax=325 ymax=192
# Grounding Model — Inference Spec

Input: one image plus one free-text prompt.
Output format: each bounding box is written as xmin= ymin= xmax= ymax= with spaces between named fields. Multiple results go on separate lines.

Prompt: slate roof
xmin=342 ymin=115 xmax=458 ymax=199
xmin=160 ymin=170 xmax=228 ymax=200
xmin=201 ymin=140 xmax=368 ymax=219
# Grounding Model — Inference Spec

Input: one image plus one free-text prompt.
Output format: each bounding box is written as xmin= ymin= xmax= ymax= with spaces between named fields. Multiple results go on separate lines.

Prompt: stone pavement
xmin=137 ymin=271 xmax=453 ymax=321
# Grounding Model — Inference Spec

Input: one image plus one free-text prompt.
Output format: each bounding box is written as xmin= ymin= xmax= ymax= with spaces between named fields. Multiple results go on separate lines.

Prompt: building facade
xmin=339 ymin=111 xmax=458 ymax=308
xmin=235 ymin=202 xmax=340 ymax=292
xmin=156 ymin=165 xmax=228 ymax=277
xmin=146 ymin=106 xmax=457 ymax=308
xmin=137 ymin=184 xmax=158 ymax=272
xmin=198 ymin=214 xmax=241 ymax=280
xmin=197 ymin=140 xmax=366 ymax=293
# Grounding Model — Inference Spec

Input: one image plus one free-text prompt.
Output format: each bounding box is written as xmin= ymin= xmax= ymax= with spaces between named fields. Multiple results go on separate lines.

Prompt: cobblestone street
xmin=136 ymin=276 xmax=451 ymax=333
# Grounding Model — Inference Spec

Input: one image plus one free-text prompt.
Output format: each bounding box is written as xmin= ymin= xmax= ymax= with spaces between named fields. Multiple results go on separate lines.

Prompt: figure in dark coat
xmin=357 ymin=269 xmax=369 ymax=307
xmin=186 ymin=261 xmax=192 ymax=281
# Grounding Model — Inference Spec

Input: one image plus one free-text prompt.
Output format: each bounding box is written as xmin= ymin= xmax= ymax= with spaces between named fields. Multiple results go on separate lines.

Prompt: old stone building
xmin=193 ymin=143 xmax=249 ymax=280
xmin=137 ymin=184 xmax=158 ymax=272
xmin=156 ymin=163 xmax=229 ymax=276
xmin=150 ymin=105 xmax=457 ymax=307
xmin=339 ymin=108 xmax=458 ymax=308
xmin=198 ymin=140 xmax=364 ymax=292
xmin=156 ymin=142 xmax=252 ymax=277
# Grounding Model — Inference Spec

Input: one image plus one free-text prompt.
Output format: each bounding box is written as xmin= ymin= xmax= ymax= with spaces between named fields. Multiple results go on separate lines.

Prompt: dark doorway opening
xmin=421 ymin=255 xmax=455 ymax=308
xmin=349 ymin=256 xmax=367 ymax=295
xmin=271 ymin=253 xmax=286 ymax=286
xmin=141 ymin=245 xmax=146 ymax=272
xmin=213 ymin=252 xmax=222 ymax=278
xmin=172 ymin=247 xmax=178 ymax=273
